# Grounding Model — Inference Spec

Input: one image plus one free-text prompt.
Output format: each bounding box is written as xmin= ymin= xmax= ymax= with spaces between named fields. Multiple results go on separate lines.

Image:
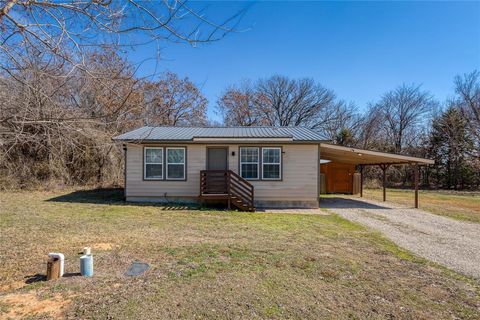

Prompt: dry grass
xmin=362 ymin=188 xmax=480 ymax=223
xmin=1 ymin=189 xmax=479 ymax=319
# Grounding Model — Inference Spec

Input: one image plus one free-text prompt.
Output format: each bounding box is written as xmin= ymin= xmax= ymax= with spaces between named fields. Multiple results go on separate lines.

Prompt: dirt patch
xmin=0 ymin=281 xmax=25 ymax=293
xmin=93 ymin=243 xmax=115 ymax=251
xmin=0 ymin=292 xmax=70 ymax=319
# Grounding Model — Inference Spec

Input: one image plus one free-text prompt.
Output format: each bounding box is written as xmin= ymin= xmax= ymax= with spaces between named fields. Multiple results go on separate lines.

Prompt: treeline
xmin=1 ymin=51 xmax=478 ymax=190
xmin=217 ymin=73 xmax=480 ymax=190
xmin=0 ymin=50 xmax=208 ymax=189
xmin=1 ymin=53 xmax=479 ymax=190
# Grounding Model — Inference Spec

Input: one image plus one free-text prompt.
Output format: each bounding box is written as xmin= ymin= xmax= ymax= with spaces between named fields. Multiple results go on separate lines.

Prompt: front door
xmin=206 ymin=147 xmax=228 ymax=194
xmin=207 ymin=147 xmax=228 ymax=170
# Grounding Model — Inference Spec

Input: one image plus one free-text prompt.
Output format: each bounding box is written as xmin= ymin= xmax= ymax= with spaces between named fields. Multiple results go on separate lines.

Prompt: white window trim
xmin=144 ymin=147 xmax=163 ymax=180
xmin=262 ymin=147 xmax=282 ymax=180
xmin=166 ymin=147 xmax=186 ymax=180
xmin=239 ymin=147 xmax=260 ymax=180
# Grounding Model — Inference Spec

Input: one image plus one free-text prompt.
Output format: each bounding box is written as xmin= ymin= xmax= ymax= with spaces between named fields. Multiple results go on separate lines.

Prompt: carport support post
xmin=379 ymin=164 xmax=389 ymax=202
xmin=414 ymin=162 xmax=419 ymax=208
xmin=359 ymin=165 xmax=364 ymax=197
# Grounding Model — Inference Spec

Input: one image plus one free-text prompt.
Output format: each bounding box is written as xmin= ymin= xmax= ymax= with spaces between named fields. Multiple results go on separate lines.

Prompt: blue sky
xmin=131 ymin=1 xmax=480 ymax=122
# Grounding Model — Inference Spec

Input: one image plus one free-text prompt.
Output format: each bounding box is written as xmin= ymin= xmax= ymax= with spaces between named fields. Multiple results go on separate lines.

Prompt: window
xmin=262 ymin=147 xmax=281 ymax=180
xmin=166 ymin=147 xmax=186 ymax=180
xmin=240 ymin=147 xmax=259 ymax=179
xmin=144 ymin=147 xmax=163 ymax=180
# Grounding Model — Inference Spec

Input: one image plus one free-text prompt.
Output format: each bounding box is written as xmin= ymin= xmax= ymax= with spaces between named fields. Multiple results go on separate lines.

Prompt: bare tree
xmin=74 ymin=50 xmax=147 ymax=182
xmin=356 ymin=103 xmax=386 ymax=150
xmin=75 ymin=50 xmax=145 ymax=131
xmin=143 ymin=72 xmax=207 ymax=126
xmin=0 ymin=49 xmax=140 ymax=186
xmin=0 ymin=49 xmax=208 ymax=188
xmin=316 ymin=102 xmax=360 ymax=142
xmin=454 ymin=70 xmax=480 ymax=156
xmin=374 ymin=84 xmax=437 ymax=153
xmin=217 ymin=81 xmax=271 ymax=126
xmin=256 ymin=76 xmax=337 ymax=128
xmin=0 ymin=0 xmax=246 ymax=73
xmin=217 ymin=75 xmax=354 ymax=140
xmin=0 ymin=1 xmax=243 ymax=189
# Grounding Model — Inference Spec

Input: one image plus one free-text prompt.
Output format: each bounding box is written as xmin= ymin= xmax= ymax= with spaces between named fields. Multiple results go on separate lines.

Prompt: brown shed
xmin=320 ymin=162 xmax=360 ymax=194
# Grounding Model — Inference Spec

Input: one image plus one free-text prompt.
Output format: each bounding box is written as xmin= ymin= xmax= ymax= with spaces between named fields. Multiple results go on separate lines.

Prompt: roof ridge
xmin=142 ymin=125 xmax=315 ymax=129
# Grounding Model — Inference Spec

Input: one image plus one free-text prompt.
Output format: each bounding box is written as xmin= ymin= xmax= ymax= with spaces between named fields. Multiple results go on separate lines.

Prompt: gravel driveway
xmin=320 ymin=197 xmax=480 ymax=279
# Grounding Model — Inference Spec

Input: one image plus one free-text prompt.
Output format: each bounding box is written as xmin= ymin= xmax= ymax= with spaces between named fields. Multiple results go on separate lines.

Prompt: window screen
xmin=262 ymin=147 xmax=281 ymax=180
xmin=239 ymin=147 xmax=259 ymax=179
xmin=144 ymin=147 xmax=163 ymax=179
xmin=166 ymin=148 xmax=185 ymax=180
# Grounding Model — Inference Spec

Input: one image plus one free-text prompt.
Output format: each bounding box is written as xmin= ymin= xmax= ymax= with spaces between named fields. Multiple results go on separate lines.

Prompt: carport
xmin=319 ymin=143 xmax=435 ymax=208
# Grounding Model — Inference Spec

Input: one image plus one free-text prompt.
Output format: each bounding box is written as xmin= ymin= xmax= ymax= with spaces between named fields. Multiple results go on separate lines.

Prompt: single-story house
xmin=113 ymin=126 xmax=434 ymax=211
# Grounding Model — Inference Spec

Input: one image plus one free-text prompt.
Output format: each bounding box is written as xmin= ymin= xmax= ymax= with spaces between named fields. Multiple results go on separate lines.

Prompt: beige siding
xmin=225 ymin=144 xmax=318 ymax=201
xmin=126 ymin=143 xmax=319 ymax=202
xmin=126 ymin=144 xmax=204 ymax=198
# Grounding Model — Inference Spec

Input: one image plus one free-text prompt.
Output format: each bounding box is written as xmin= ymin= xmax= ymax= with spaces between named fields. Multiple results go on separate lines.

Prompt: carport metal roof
xmin=319 ymin=143 xmax=434 ymax=165
xmin=319 ymin=143 xmax=433 ymax=209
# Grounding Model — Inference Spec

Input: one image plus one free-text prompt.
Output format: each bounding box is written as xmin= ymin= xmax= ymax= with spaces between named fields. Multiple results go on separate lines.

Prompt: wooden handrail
xmin=228 ymin=170 xmax=254 ymax=209
xmin=200 ymin=170 xmax=254 ymax=211
xmin=229 ymin=180 xmax=252 ymax=199
xmin=229 ymin=170 xmax=253 ymax=187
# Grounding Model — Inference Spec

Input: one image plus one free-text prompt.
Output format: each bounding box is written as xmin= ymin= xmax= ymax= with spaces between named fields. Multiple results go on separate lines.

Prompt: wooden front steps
xmin=199 ymin=170 xmax=255 ymax=212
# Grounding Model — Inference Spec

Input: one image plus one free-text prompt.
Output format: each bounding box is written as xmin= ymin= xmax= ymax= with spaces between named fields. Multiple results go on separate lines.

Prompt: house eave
xmin=115 ymin=138 xmax=327 ymax=144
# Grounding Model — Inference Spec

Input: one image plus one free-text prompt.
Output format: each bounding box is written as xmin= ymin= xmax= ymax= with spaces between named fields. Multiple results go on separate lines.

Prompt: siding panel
xmin=126 ymin=143 xmax=319 ymax=202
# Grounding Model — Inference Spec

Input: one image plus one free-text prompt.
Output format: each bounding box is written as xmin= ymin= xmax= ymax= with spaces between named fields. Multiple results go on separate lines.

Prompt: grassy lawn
xmin=1 ymin=189 xmax=479 ymax=319
xmin=361 ymin=188 xmax=480 ymax=223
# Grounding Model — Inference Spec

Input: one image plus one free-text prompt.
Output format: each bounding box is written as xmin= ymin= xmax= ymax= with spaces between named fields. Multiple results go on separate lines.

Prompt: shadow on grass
xmin=47 ymin=188 xmax=125 ymax=204
xmin=24 ymin=273 xmax=82 ymax=284
xmin=25 ymin=274 xmax=46 ymax=284
xmin=47 ymin=189 xmax=391 ymax=211
xmin=46 ymin=188 xmax=201 ymax=210
xmin=63 ymin=272 xmax=82 ymax=277
xmin=320 ymin=197 xmax=391 ymax=210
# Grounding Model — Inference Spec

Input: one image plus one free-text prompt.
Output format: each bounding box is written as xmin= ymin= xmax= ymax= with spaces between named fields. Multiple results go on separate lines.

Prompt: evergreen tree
xmin=335 ymin=128 xmax=355 ymax=146
xmin=428 ymin=107 xmax=474 ymax=189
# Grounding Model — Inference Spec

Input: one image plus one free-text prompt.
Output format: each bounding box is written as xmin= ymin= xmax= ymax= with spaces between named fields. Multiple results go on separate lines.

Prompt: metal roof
xmin=319 ymin=143 xmax=434 ymax=165
xmin=113 ymin=126 xmax=326 ymax=142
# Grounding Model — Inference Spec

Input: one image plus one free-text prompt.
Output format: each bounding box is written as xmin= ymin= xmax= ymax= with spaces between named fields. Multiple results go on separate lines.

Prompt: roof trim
xmin=319 ymin=143 xmax=434 ymax=165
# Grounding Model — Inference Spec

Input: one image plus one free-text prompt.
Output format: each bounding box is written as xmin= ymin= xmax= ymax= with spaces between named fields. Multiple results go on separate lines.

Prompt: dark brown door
xmin=206 ymin=148 xmax=228 ymax=194
xmin=207 ymin=147 xmax=228 ymax=170
xmin=321 ymin=162 xmax=355 ymax=194
xmin=332 ymin=167 xmax=353 ymax=193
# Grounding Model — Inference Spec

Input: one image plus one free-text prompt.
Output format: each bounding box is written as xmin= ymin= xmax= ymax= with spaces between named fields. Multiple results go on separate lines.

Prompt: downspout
xmin=317 ymin=144 xmax=321 ymax=207
xmin=123 ymin=144 xmax=127 ymax=200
